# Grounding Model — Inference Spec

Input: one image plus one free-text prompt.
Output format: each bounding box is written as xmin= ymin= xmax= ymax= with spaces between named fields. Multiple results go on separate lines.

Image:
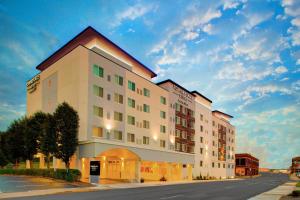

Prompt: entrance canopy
xmin=98 ymin=148 xmax=140 ymax=160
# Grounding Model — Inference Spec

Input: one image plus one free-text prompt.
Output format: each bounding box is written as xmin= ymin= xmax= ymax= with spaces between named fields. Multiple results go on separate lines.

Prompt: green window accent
xmin=143 ymin=104 xmax=150 ymax=113
xmin=160 ymin=125 xmax=166 ymax=133
xmin=93 ymin=64 xmax=104 ymax=77
xmin=143 ymin=136 xmax=149 ymax=145
xmin=128 ymin=98 xmax=135 ymax=108
xmin=176 ymin=116 xmax=180 ymax=125
xmin=160 ymin=96 xmax=166 ymax=105
xmin=160 ymin=111 xmax=166 ymax=119
xmin=143 ymin=88 xmax=150 ymax=97
xmin=128 ymin=80 xmax=136 ymax=91
xmin=127 ymin=115 xmax=135 ymax=125
xmin=114 ymin=93 xmax=123 ymax=104
xmin=114 ymin=111 xmax=123 ymax=122
xmin=143 ymin=120 xmax=150 ymax=129
xmin=93 ymin=106 xmax=103 ymax=117
xmin=127 ymin=133 xmax=135 ymax=142
xmin=93 ymin=85 xmax=103 ymax=97
xmin=175 ymin=103 xmax=180 ymax=111
xmin=114 ymin=75 xmax=123 ymax=86
xmin=113 ymin=130 xmax=123 ymax=140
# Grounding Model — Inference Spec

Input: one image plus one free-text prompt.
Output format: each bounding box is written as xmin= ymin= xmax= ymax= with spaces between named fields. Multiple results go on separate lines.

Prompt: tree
xmin=0 ymin=132 xmax=8 ymax=168
xmin=54 ymin=102 xmax=79 ymax=170
xmin=40 ymin=114 xmax=57 ymax=168
xmin=25 ymin=112 xmax=48 ymax=168
xmin=6 ymin=118 xmax=27 ymax=166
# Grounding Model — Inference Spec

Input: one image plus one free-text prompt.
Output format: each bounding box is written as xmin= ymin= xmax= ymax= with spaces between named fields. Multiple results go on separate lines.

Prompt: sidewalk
xmin=0 ymin=178 xmax=241 ymax=199
xmin=249 ymin=182 xmax=297 ymax=200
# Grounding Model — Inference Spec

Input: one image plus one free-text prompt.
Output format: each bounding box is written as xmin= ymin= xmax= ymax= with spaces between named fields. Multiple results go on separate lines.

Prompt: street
xmin=7 ymin=173 xmax=289 ymax=200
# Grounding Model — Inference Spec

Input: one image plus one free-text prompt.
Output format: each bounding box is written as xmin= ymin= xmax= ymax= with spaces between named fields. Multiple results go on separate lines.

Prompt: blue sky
xmin=0 ymin=0 xmax=299 ymax=168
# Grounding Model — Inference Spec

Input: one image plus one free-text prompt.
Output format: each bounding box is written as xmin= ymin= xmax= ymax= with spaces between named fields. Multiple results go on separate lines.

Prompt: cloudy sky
xmin=0 ymin=0 xmax=299 ymax=168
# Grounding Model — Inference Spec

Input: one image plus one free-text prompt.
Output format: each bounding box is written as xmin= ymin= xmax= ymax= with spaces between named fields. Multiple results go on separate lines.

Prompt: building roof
xmin=191 ymin=90 xmax=212 ymax=103
xmin=212 ymin=110 xmax=233 ymax=118
xmin=35 ymin=26 xmax=157 ymax=78
xmin=236 ymin=153 xmax=259 ymax=161
xmin=156 ymin=79 xmax=195 ymax=96
xmin=292 ymin=156 xmax=300 ymax=161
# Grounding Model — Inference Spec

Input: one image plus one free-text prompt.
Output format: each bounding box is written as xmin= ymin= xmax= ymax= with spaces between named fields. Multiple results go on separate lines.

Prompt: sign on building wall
xmin=172 ymin=84 xmax=194 ymax=107
xmin=27 ymin=75 xmax=40 ymax=93
xmin=90 ymin=161 xmax=101 ymax=176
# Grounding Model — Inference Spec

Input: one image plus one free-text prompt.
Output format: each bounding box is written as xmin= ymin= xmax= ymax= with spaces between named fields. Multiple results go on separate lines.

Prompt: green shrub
xmin=296 ymin=182 xmax=300 ymax=187
xmin=0 ymin=168 xmax=81 ymax=182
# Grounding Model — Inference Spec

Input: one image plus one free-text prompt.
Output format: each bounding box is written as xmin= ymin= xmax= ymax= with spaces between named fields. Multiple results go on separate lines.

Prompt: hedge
xmin=0 ymin=168 xmax=81 ymax=182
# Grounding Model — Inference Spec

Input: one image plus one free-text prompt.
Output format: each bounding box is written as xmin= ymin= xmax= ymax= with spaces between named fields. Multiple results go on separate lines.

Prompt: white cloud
xmin=282 ymin=0 xmax=300 ymax=17
xmin=203 ymin=23 xmax=213 ymax=35
xmin=183 ymin=31 xmax=199 ymax=40
xmin=223 ymin=0 xmax=241 ymax=10
xmin=292 ymin=80 xmax=300 ymax=91
xmin=275 ymin=66 xmax=288 ymax=74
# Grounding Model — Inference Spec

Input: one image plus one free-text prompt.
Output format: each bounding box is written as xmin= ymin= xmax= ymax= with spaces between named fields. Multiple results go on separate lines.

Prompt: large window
xmin=143 ymin=88 xmax=150 ymax=97
xmin=160 ymin=111 xmax=166 ymax=119
xmin=127 ymin=115 xmax=135 ymax=125
xmin=160 ymin=140 xmax=166 ymax=148
xmin=93 ymin=85 xmax=103 ymax=97
xmin=175 ymin=103 xmax=180 ymax=112
xmin=114 ymin=111 xmax=123 ymax=122
xmin=113 ymin=130 xmax=122 ymax=140
xmin=128 ymin=98 xmax=135 ymax=108
xmin=92 ymin=126 xmax=103 ymax=137
xmin=160 ymin=96 xmax=166 ymax=105
xmin=114 ymin=93 xmax=123 ymax=104
xmin=114 ymin=75 xmax=123 ymax=86
xmin=160 ymin=125 xmax=166 ymax=133
xmin=143 ymin=120 xmax=150 ymax=129
xmin=143 ymin=136 xmax=149 ymax=145
xmin=128 ymin=80 xmax=136 ymax=91
xmin=93 ymin=64 xmax=104 ymax=77
xmin=127 ymin=133 xmax=135 ymax=142
xmin=182 ymin=119 xmax=187 ymax=127
xmin=176 ymin=116 xmax=180 ymax=125
xmin=143 ymin=104 xmax=150 ymax=113
xmin=93 ymin=106 xmax=103 ymax=117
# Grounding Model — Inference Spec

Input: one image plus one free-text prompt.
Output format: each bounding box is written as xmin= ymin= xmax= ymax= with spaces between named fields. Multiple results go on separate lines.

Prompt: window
xmin=160 ymin=140 xmax=166 ymax=148
xmin=93 ymin=106 xmax=103 ymax=117
xmin=213 ymin=141 xmax=215 ymax=146
xmin=223 ymin=164 xmax=225 ymax=168
xmin=175 ymin=129 xmax=180 ymax=137
xmin=213 ymin=131 xmax=215 ymax=136
xmin=93 ymin=64 xmax=104 ymax=77
xmin=200 ymin=148 xmax=203 ymax=154
xmin=127 ymin=133 xmax=135 ymax=142
xmin=212 ymin=151 xmax=215 ymax=156
xmin=107 ymin=94 xmax=111 ymax=101
xmin=143 ymin=88 xmax=150 ymax=97
xmin=218 ymin=163 xmax=220 ymax=168
xmin=212 ymin=162 xmax=215 ymax=168
xmin=182 ymin=119 xmax=187 ymax=127
xmin=200 ymin=137 xmax=203 ymax=143
xmin=92 ymin=127 xmax=103 ymax=137
xmin=160 ymin=111 xmax=166 ymax=119
xmin=212 ymin=121 xmax=215 ymax=126
xmin=160 ymin=96 xmax=166 ymax=105
xmin=114 ymin=75 xmax=123 ymax=86
xmin=200 ymin=114 xmax=203 ymax=121
xmin=143 ymin=136 xmax=149 ymax=145
xmin=114 ymin=111 xmax=123 ymax=122
xmin=176 ymin=116 xmax=180 ymax=125
xmin=175 ymin=142 xmax=180 ymax=151
xmin=93 ymin=85 xmax=103 ymax=97
xmin=200 ymin=161 xmax=203 ymax=167
xmin=182 ymin=131 xmax=187 ymax=139
xmin=113 ymin=130 xmax=122 ymax=140
xmin=107 ymin=75 xmax=111 ymax=82
xmin=143 ymin=120 xmax=150 ymax=129
xmin=128 ymin=98 xmax=135 ymax=108
xmin=114 ymin=93 xmax=123 ymax=104
xmin=143 ymin=104 xmax=150 ymax=113
xmin=200 ymin=125 xmax=203 ymax=132
xmin=127 ymin=115 xmax=135 ymax=125
xmin=160 ymin=125 xmax=166 ymax=133
xmin=128 ymin=80 xmax=136 ymax=91
xmin=175 ymin=103 xmax=180 ymax=111
xmin=182 ymin=144 xmax=187 ymax=152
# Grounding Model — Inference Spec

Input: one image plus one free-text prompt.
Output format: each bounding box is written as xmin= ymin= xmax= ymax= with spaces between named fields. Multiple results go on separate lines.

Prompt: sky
xmin=0 ymin=0 xmax=299 ymax=169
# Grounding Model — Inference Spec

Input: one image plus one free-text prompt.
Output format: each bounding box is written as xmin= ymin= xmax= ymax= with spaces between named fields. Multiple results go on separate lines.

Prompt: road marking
xmin=160 ymin=195 xmax=184 ymax=199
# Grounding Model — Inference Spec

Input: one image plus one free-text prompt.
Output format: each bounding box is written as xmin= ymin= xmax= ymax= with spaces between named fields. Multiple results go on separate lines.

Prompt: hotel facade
xmin=27 ymin=26 xmax=236 ymax=182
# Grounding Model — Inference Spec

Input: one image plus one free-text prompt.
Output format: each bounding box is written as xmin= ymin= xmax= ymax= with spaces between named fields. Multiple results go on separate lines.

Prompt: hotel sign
xmin=172 ymin=84 xmax=194 ymax=107
xmin=27 ymin=75 xmax=40 ymax=93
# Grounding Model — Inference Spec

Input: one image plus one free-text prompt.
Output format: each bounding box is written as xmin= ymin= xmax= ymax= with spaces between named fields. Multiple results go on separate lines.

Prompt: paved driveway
xmin=7 ymin=173 xmax=290 ymax=200
xmin=0 ymin=175 xmax=77 ymax=193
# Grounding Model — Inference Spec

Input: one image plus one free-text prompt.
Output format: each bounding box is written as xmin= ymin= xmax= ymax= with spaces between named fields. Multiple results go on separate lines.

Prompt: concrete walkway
xmin=0 ymin=178 xmax=241 ymax=199
xmin=249 ymin=182 xmax=297 ymax=200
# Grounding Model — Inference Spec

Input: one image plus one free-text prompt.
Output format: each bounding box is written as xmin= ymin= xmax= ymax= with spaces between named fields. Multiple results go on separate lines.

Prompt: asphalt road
xmin=0 ymin=175 xmax=76 ymax=193
xmin=8 ymin=173 xmax=289 ymax=200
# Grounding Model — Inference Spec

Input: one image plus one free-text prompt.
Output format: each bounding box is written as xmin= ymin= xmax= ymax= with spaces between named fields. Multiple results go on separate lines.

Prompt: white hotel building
xmin=27 ymin=26 xmax=236 ymax=182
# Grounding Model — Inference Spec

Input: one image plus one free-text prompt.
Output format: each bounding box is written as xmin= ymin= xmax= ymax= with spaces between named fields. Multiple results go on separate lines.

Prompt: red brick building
xmin=235 ymin=153 xmax=259 ymax=176
xmin=290 ymin=156 xmax=300 ymax=176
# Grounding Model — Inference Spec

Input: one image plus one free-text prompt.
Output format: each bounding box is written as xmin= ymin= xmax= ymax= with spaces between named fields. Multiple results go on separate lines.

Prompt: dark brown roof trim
xmin=191 ymin=90 xmax=212 ymax=103
xmin=212 ymin=110 xmax=234 ymax=118
xmin=156 ymin=79 xmax=196 ymax=96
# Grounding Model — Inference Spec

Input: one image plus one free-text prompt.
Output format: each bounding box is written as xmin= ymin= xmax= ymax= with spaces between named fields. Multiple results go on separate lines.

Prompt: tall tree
xmin=54 ymin=102 xmax=79 ymax=170
xmin=6 ymin=118 xmax=27 ymax=167
xmin=0 ymin=132 xmax=8 ymax=168
xmin=40 ymin=114 xmax=57 ymax=168
xmin=26 ymin=112 xmax=48 ymax=168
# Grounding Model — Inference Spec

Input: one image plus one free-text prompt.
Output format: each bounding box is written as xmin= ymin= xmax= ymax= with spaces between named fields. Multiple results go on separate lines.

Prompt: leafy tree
xmin=26 ymin=112 xmax=48 ymax=168
xmin=6 ymin=118 xmax=27 ymax=166
xmin=40 ymin=114 xmax=57 ymax=168
xmin=0 ymin=132 xmax=8 ymax=168
xmin=54 ymin=102 xmax=79 ymax=170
